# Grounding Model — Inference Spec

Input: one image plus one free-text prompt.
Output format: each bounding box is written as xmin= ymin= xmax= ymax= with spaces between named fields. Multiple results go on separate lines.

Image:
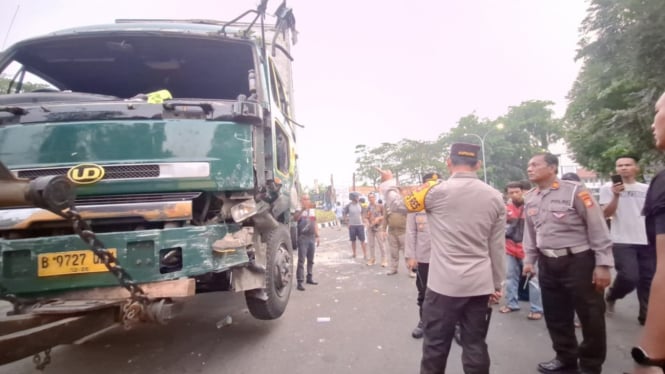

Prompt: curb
xmin=318 ymin=221 xmax=339 ymax=229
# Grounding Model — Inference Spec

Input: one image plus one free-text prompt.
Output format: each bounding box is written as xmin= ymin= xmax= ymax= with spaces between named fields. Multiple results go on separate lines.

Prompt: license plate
xmin=37 ymin=249 xmax=117 ymax=277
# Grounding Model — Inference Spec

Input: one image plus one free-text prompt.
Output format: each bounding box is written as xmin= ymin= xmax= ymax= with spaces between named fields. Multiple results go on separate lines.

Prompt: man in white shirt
xmin=599 ymin=155 xmax=654 ymax=325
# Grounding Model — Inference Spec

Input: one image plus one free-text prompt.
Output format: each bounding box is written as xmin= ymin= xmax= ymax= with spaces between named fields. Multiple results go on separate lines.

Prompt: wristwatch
xmin=631 ymin=346 xmax=665 ymax=368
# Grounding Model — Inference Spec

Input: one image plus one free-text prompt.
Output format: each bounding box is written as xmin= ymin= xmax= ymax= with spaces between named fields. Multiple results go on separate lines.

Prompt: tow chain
xmin=27 ymin=206 xmax=149 ymax=371
xmin=32 ymin=348 xmax=51 ymax=371
xmin=59 ymin=206 xmax=149 ymax=320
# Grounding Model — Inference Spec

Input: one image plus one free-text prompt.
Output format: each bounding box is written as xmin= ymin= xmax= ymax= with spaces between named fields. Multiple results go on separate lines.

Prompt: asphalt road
xmin=0 ymin=225 xmax=643 ymax=373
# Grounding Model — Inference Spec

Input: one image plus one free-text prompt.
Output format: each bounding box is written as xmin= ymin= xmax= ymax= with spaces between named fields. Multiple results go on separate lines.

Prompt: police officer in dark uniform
xmin=522 ymin=153 xmax=613 ymax=374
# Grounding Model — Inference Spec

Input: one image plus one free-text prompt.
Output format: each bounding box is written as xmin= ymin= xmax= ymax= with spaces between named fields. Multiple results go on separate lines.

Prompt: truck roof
xmin=6 ymin=19 xmax=286 ymax=48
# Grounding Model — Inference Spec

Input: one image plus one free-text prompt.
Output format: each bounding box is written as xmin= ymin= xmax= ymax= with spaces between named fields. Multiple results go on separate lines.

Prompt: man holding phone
xmin=599 ymin=155 xmax=653 ymax=325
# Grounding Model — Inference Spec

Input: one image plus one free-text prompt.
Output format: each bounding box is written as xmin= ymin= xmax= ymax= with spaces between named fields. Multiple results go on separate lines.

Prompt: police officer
xmin=379 ymin=143 xmax=505 ymax=374
xmin=405 ymin=172 xmax=439 ymax=339
xmin=522 ymin=153 xmax=613 ymax=374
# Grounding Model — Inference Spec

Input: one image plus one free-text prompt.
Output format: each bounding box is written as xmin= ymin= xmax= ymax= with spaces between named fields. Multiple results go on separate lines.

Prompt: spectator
xmin=334 ymin=202 xmax=344 ymax=229
xmin=499 ymin=181 xmax=543 ymax=321
xmin=343 ymin=193 xmax=367 ymax=260
xmin=293 ymin=194 xmax=320 ymax=291
xmin=365 ymin=192 xmax=386 ymax=266
xmin=600 ymin=155 xmax=652 ymax=326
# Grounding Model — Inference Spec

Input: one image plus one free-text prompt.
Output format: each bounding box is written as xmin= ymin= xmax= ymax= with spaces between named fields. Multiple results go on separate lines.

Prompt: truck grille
xmin=75 ymin=192 xmax=201 ymax=205
xmin=17 ymin=164 xmax=160 ymax=180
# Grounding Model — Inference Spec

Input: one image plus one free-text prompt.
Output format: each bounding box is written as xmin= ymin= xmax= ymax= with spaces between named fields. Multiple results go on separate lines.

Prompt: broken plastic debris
xmin=216 ymin=315 xmax=233 ymax=329
xmin=317 ymin=317 xmax=331 ymax=322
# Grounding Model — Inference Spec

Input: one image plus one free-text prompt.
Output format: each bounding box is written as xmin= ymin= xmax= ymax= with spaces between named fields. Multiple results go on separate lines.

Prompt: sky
xmin=0 ymin=0 xmax=589 ymax=188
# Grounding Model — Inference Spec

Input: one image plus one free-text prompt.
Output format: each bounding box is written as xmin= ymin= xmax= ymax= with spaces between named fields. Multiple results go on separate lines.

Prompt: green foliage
xmin=0 ymin=75 xmax=51 ymax=93
xmin=354 ymin=139 xmax=447 ymax=186
xmin=315 ymin=209 xmax=336 ymax=223
xmin=565 ymin=0 xmax=665 ymax=174
xmin=355 ymin=101 xmax=564 ymax=190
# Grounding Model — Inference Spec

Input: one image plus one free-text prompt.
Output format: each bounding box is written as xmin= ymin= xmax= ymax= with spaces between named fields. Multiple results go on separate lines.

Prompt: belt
xmin=539 ymin=245 xmax=589 ymax=258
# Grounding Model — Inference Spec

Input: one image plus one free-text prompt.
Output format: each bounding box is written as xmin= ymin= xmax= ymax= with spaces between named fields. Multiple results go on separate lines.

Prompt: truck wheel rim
xmin=274 ymin=243 xmax=291 ymax=295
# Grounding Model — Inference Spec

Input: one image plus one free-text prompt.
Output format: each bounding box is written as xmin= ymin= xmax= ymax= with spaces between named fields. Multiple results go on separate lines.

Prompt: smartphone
xmin=611 ymin=174 xmax=623 ymax=185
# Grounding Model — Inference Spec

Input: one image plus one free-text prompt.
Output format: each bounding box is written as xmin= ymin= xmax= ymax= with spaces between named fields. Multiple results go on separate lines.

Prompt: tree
xmin=565 ymin=0 xmax=665 ymax=174
xmin=388 ymin=138 xmax=446 ymax=184
xmin=440 ymin=102 xmax=562 ymax=189
xmin=353 ymin=142 xmax=400 ymax=188
xmin=0 ymin=75 xmax=51 ymax=93
xmin=354 ymin=139 xmax=446 ymax=187
xmin=354 ymin=101 xmax=565 ymax=191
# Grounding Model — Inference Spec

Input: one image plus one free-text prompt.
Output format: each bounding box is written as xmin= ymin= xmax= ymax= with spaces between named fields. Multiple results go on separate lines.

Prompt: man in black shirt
xmin=631 ymin=92 xmax=665 ymax=374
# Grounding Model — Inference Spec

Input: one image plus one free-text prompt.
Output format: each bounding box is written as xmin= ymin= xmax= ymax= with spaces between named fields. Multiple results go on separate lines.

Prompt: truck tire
xmin=245 ymin=224 xmax=293 ymax=320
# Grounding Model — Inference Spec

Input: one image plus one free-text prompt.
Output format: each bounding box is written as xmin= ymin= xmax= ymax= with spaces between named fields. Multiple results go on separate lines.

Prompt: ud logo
xmin=67 ymin=164 xmax=105 ymax=184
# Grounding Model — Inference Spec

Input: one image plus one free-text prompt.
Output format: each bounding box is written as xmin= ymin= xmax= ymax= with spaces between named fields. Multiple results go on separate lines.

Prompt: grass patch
xmin=315 ymin=209 xmax=336 ymax=223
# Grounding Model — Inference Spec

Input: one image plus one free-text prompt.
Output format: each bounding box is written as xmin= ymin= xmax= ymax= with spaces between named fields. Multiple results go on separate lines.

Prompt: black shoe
xmin=411 ymin=320 xmax=424 ymax=339
xmin=537 ymin=358 xmax=577 ymax=373
xmin=306 ymin=277 xmax=318 ymax=285
xmin=297 ymin=283 xmax=305 ymax=291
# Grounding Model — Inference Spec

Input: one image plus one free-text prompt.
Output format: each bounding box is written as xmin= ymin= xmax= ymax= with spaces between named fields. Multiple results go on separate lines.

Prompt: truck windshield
xmin=0 ymin=34 xmax=255 ymax=100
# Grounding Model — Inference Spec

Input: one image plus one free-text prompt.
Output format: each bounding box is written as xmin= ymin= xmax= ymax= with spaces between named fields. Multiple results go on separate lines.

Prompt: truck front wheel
xmin=245 ymin=224 xmax=293 ymax=320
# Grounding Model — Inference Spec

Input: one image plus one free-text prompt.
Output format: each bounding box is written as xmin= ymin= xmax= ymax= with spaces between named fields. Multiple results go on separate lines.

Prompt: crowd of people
xmin=293 ymin=92 xmax=665 ymax=373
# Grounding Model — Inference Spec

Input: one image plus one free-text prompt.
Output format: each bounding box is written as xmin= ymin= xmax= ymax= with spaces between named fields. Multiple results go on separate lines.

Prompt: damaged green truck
xmin=0 ymin=2 xmax=301 ymax=365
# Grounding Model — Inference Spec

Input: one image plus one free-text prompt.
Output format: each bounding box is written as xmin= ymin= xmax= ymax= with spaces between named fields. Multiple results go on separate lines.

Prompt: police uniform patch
xmin=577 ymin=191 xmax=594 ymax=208
xmin=527 ymin=208 xmax=538 ymax=216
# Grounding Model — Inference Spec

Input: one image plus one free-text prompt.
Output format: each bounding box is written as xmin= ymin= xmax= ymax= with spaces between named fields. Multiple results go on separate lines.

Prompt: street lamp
xmin=464 ymin=123 xmax=504 ymax=184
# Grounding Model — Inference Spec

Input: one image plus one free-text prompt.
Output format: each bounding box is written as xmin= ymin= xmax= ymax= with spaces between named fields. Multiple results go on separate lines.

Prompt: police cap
xmin=450 ymin=142 xmax=480 ymax=160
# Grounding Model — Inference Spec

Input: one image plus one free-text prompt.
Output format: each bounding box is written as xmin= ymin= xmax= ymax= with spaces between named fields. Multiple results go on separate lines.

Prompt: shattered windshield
xmin=0 ymin=33 xmax=255 ymax=100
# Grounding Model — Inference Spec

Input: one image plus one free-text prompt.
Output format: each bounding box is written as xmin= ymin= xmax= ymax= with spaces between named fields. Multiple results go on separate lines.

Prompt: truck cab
xmin=0 ymin=3 xmax=300 ymax=341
